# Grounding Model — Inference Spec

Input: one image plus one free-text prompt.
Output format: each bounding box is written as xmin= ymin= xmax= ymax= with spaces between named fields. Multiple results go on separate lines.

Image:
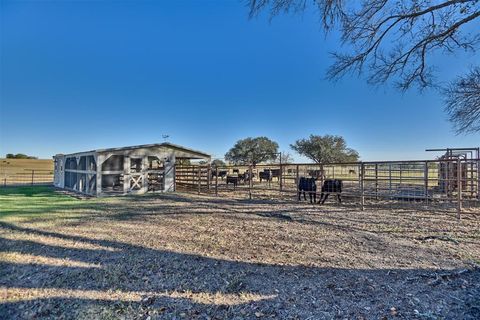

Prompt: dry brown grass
xmin=0 ymin=158 xmax=53 ymax=185
xmin=1 ymin=187 xmax=479 ymax=319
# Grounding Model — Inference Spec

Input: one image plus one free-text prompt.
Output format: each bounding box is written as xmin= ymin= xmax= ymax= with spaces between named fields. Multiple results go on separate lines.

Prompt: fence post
xmin=207 ymin=166 xmax=211 ymax=191
xmin=198 ymin=166 xmax=201 ymax=194
xmin=360 ymin=163 xmax=365 ymax=211
xmin=457 ymin=158 xmax=462 ymax=220
xmin=215 ymin=167 xmax=218 ymax=197
xmin=249 ymin=164 xmax=253 ymax=200
xmin=477 ymin=158 xmax=480 ymax=200
xmin=320 ymin=164 xmax=324 ymax=187
xmin=279 ymin=163 xmax=283 ymax=192
xmin=173 ymin=164 xmax=176 ymax=192
xmin=31 ymin=170 xmax=35 ymax=185
xmin=388 ymin=163 xmax=392 ymax=197
xmin=424 ymin=161 xmax=429 ymax=205
xmin=375 ymin=163 xmax=378 ymax=200
xmin=296 ymin=164 xmax=299 ymax=202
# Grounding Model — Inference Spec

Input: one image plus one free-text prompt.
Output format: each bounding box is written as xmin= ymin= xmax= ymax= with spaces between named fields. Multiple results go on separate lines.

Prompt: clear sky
xmin=0 ymin=0 xmax=478 ymax=161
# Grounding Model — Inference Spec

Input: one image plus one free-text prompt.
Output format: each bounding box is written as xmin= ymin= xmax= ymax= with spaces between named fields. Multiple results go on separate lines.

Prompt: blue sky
xmin=0 ymin=0 xmax=478 ymax=161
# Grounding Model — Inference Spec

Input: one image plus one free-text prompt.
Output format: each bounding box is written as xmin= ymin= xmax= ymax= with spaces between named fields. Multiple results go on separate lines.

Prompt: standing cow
xmin=226 ymin=175 xmax=239 ymax=188
xmin=298 ymin=177 xmax=317 ymax=203
xmin=319 ymin=179 xmax=343 ymax=204
xmin=211 ymin=170 xmax=228 ymax=180
xmin=259 ymin=170 xmax=272 ymax=182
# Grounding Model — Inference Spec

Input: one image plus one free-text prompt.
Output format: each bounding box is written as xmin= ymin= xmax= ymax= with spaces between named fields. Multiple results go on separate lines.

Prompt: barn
xmin=53 ymin=142 xmax=210 ymax=196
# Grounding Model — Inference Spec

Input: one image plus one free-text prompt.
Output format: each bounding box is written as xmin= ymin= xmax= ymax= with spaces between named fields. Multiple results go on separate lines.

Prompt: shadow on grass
xmin=0 ymin=185 xmax=57 ymax=197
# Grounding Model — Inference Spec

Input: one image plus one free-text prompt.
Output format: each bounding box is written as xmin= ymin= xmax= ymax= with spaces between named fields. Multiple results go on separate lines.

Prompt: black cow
xmin=270 ymin=169 xmax=281 ymax=180
xmin=226 ymin=175 xmax=239 ymax=187
xmin=319 ymin=179 xmax=343 ymax=204
xmin=239 ymin=171 xmax=255 ymax=183
xmin=211 ymin=170 xmax=228 ymax=180
xmin=259 ymin=170 xmax=272 ymax=182
xmin=298 ymin=177 xmax=317 ymax=203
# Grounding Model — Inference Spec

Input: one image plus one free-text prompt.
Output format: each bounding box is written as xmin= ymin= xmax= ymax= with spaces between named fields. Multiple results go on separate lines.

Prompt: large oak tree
xmin=225 ymin=137 xmax=279 ymax=165
xmin=290 ymin=134 xmax=359 ymax=163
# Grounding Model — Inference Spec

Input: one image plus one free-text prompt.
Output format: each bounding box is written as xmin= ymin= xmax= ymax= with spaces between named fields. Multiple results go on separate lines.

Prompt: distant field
xmin=0 ymin=159 xmax=54 ymax=185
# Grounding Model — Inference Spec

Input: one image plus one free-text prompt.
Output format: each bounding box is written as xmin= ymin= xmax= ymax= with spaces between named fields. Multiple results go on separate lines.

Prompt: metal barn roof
xmin=55 ymin=142 xmax=210 ymax=159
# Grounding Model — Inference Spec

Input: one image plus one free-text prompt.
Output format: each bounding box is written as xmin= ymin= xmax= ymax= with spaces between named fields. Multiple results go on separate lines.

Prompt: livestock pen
xmin=174 ymin=157 xmax=480 ymax=218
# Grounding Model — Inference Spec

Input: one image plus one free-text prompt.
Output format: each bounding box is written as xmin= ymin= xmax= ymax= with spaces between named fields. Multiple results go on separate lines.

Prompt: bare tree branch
xmin=444 ymin=66 xmax=480 ymax=133
xmin=248 ymin=0 xmax=480 ymax=132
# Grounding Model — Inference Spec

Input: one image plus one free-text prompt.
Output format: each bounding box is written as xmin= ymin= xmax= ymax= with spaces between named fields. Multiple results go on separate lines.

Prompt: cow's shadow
xmin=1 ymin=221 xmax=479 ymax=320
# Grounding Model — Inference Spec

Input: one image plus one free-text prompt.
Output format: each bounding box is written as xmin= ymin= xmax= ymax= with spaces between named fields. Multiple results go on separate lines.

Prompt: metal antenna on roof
xmin=162 ymin=134 xmax=169 ymax=142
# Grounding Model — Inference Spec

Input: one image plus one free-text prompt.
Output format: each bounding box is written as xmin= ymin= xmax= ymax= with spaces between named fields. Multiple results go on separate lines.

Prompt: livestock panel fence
xmin=1 ymin=169 xmax=54 ymax=186
xmin=175 ymin=158 xmax=480 ymax=218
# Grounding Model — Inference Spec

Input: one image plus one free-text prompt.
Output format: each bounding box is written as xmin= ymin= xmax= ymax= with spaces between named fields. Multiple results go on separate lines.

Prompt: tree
xmin=5 ymin=153 xmax=37 ymax=159
xmin=444 ymin=66 xmax=480 ymax=133
xmin=225 ymin=137 xmax=279 ymax=165
xmin=211 ymin=159 xmax=226 ymax=167
xmin=176 ymin=158 xmax=191 ymax=166
xmin=249 ymin=0 xmax=480 ymax=133
xmin=271 ymin=152 xmax=294 ymax=164
xmin=290 ymin=134 xmax=359 ymax=163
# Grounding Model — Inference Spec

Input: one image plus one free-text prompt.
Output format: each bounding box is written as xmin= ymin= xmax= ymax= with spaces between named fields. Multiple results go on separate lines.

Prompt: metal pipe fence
xmin=175 ymin=158 xmax=480 ymax=218
xmin=0 ymin=169 xmax=54 ymax=187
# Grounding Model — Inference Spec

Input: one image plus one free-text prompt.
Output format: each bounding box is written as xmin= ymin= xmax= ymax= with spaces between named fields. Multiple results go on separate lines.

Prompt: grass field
xmin=0 ymin=158 xmax=54 ymax=185
xmin=1 ymin=186 xmax=479 ymax=319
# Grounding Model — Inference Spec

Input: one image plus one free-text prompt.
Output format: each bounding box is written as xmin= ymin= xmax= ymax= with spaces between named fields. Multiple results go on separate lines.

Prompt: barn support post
xmin=123 ymin=156 xmax=130 ymax=194
xmin=142 ymin=156 xmax=149 ymax=194
xmin=96 ymin=154 xmax=104 ymax=196
xmin=249 ymin=164 xmax=253 ymax=200
xmin=424 ymin=161 xmax=429 ymax=205
xmin=360 ymin=162 xmax=365 ymax=211
xmin=215 ymin=167 xmax=218 ymax=197
xmin=457 ymin=158 xmax=462 ymax=220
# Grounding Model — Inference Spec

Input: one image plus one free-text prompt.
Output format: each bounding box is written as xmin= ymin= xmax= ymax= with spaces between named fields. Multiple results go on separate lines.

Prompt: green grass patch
xmin=0 ymin=186 xmax=84 ymax=219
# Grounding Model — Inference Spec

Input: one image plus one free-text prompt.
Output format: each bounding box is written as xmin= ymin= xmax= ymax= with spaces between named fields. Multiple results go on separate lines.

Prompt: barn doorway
xmin=147 ymin=156 xmax=165 ymax=192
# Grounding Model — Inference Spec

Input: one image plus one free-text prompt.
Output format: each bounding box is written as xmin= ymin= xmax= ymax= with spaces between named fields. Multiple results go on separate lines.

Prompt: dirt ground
xmin=1 ymin=187 xmax=479 ymax=319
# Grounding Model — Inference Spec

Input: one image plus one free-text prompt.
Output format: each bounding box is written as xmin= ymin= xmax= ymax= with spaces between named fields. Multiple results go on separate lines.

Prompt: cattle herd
xmin=211 ymin=167 xmax=343 ymax=203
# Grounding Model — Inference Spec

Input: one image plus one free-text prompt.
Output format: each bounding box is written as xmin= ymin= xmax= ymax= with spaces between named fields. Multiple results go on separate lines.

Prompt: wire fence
xmin=175 ymin=158 xmax=480 ymax=218
xmin=0 ymin=169 xmax=54 ymax=187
